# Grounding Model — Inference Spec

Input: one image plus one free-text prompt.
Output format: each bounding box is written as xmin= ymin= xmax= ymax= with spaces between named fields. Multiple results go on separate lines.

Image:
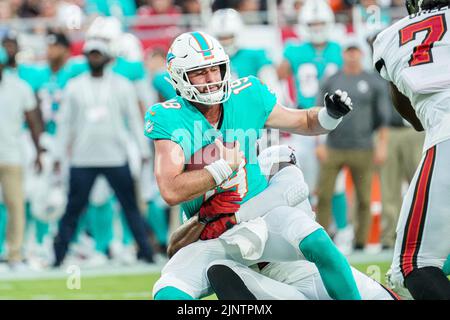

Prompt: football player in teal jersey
xmin=278 ymin=0 xmax=349 ymax=245
xmin=146 ymin=31 xmax=360 ymax=300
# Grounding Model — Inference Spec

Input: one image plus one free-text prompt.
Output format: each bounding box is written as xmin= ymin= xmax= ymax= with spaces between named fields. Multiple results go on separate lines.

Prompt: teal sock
xmin=332 ymin=192 xmax=348 ymax=230
xmin=25 ymin=201 xmax=49 ymax=245
xmin=120 ymin=210 xmax=134 ymax=246
xmin=154 ymin=286 xmax=194 ymax=300
xmin=299 ymin=229 xmax=361 ymax=300
xmin=35 ymin=220 xmax=50 ymax=245
xmin=444 ymin=254 xmax=450 ymax=276
xmin=0 ymin=203 xmax=7 ymax=256
xmin=72 ymin=210 xmax=89 ymax=243
xmin=147 ymin=196 xmax=168 ymax=247
xmin=87 ymin=199 xmax=115 ymax=253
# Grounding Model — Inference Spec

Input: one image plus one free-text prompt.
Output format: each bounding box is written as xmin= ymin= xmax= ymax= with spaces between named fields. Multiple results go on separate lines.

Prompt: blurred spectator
xmin=52 ymin=40 xmax=154 ymax=267
xmin=17 ymin=0 xmax=40 ymax=18
xmin=2 ymin=31 xmax=19 ymax=69
xmin=0 ymin=46 xmax=43 ymax=270
xmin=212 ymin=0 xmax=262 ymax=13
xmin=137 ymin=0 xmax=180 ymax=15
xmin=84 ymin=0 xmax=137 ymax=17
xmin=236 ymin=0 xmax=259 ymax=12
xmin=39 ymin=0 xmax=58 ymax=18
xmin=0 ymin=0 xmax=13 ymax=19
xmin=176 ymin=0 xmax=201 ymax=14
xmin=316 ymin=40 xmax=390 ymax=251
xmin=134 ymin=0 xmax=181 ymax=30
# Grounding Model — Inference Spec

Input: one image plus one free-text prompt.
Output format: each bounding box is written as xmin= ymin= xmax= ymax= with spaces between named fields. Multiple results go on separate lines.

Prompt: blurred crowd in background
xmin=0 ymin=0 xmax=425 ymax=272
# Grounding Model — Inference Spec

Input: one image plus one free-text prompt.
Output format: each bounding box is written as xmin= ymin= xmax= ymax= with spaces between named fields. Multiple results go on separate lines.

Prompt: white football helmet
xmin=86 ymin=16 xmax=123 ymax=56
xmin=29 ymin=152 xmax=67 ymax=223
xmin=208 ymin=8 xmax=244 ymax=56
xmin=167 ymin=31 xmax=231 ymax=105
xmin=111 ymin=32 xmax=144 ymax=61
xmin=298 ymin=0 xmax=335 ymax=45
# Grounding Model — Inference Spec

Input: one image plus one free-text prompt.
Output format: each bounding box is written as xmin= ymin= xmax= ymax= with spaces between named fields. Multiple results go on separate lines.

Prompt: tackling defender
xmin=145 ymin=31 xmax=358 ymax=300
xmin=373 ymin=0 xmax=450 ymax=299
xmin=168 ymin=145 xmax=399 ymax=300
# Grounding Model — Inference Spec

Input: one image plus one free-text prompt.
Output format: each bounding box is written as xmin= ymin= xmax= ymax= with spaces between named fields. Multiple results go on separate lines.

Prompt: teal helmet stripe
xmin=191 ymin=32 xmax=212 ymax=57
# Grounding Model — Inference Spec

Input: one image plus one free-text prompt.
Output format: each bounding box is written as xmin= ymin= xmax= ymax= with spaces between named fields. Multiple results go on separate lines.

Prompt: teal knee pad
xmin=147 ymin=200 xmax=168 ymax=247
xmin=154 ymin=286 xmax=194 ymax=300
xmin=444 ymin=255 xmax=450 ymax=276
xmin=332 ymin=192 xmax=348 ymax=230
xmin=300 ymin=229 xmax=361 ymax=300
xmin=0 ymin=203 xmax=7 ymax=255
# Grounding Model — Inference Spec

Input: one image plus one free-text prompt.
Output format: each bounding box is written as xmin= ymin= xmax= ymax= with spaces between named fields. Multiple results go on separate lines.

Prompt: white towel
xmin=219 ymin=217 xmax=269 ymax=260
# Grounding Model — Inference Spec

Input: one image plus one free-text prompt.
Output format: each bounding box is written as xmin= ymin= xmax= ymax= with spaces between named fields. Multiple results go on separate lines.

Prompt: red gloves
xmin=198 ymin=191 xmax=241 ymax=223
xmin=200 ymin=214 xmax=237 ymax=240
xmin=198 ymin=191 xmax=241 ymax=240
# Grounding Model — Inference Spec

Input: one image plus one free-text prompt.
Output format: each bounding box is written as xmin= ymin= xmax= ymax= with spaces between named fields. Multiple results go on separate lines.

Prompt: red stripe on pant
xmin=400 ymin=146 xmax=436 ymax=277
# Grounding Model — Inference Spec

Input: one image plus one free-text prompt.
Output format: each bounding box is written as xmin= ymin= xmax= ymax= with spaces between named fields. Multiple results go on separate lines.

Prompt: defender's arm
xmin=389 ymin=82 xmax=424 ymax=132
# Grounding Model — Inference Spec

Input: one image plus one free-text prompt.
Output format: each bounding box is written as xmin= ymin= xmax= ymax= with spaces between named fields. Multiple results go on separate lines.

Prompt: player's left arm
xmin=389 ymin=82 xmax=424 ymax=132
xmin=22 ymin=82 xmax=44 ymax=172
xmin=167 ymin=214 xmax=205 ymax=258
xmin=265 ymin=90 xmax=353 ymax=135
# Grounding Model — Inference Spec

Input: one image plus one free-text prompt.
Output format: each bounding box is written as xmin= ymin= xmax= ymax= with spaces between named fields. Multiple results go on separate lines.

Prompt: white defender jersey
xmin=373 ymin=5 xmax=450 ymax=152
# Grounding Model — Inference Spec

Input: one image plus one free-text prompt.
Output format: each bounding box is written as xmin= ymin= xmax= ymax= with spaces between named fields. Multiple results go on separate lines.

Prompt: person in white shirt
xmin=52 ymin=40 xmax=154 ymax=267
xmin=0 ymin=46 xmax=43 ymax=269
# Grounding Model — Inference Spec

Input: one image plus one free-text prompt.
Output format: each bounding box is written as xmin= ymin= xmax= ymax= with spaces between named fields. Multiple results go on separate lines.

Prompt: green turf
xmin=0 ymin=261 xmax=394 ymax=300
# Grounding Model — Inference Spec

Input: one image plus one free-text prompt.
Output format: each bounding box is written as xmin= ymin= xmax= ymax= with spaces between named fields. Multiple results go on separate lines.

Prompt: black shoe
xmin=354 ymin=244 xmax=365 ymax=251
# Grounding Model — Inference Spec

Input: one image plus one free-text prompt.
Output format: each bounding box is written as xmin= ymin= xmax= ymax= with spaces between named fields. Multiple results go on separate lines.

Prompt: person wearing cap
xmin=0 ymin=46 xmax=44 ymax=270
xmin=315 ymin=39 xmax=391 ymax=253
xmin=51 ymin=39 xmax=154 ymax=267
xmin=1 ymin=30 xmax=43 ymax=92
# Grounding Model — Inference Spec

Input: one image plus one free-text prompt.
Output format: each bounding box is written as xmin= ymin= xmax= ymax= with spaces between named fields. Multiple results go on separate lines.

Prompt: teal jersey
xmin=144 ymin=76 xmax=277 ymax=220
xmin=85 ymin=0 xmax=137 ymax=17
xmin=284 ymin=41 xmax=343 ymax=109
xmin=5 ymin=64 xmax=43 ymax=92
xmin=112 ymin=57 xmax=146 ymax=81
xmin=34 ymin=58 xmax=88 ymax=135
xmin=152 ymin=71 xmax=176 ymax=101
xmin=230 ymin=48 xmax=272 ymax=80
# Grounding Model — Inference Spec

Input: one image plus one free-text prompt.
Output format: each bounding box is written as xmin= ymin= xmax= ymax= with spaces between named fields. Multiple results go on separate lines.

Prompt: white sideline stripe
xmin=0 ymin=263 xmax=163 ymax=281
xmin=0 ymin=250 xmax=394 ymax=282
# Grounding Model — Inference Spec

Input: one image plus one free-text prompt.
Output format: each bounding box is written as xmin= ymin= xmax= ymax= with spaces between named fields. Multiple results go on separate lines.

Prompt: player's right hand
xmin=215 ymin=139 xmax=244 ymax=172
xmin=199 ymin=191 xmax=242 ymax=224
xmin=324 ymin=90 xmax=353 ymax=119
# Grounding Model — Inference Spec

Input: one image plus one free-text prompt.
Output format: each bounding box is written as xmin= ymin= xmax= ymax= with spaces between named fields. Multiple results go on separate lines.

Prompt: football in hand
xmin=184 ymin=140 xmax=236 ymax=171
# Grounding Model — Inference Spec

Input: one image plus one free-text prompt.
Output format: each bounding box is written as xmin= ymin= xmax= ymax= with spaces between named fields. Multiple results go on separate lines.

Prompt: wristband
xmin=318 ymin=108 xmax=342 ymax=131
xmin=205 ymin=159 xmax=233 ymax=185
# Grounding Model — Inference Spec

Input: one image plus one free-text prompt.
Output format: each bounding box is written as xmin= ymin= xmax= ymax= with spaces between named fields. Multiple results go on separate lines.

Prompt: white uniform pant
xmin=153 ymin=205 xmax=322 ymax=298
xmin=209 ymin=259 xmax=396 ymax=300
xmin=391 ymin=139 xmax=450 ymax=285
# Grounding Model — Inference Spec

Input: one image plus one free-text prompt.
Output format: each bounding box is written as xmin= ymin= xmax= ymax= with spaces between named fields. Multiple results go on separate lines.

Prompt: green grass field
xmin=0 ymin=261 xmax=391 ymax=300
